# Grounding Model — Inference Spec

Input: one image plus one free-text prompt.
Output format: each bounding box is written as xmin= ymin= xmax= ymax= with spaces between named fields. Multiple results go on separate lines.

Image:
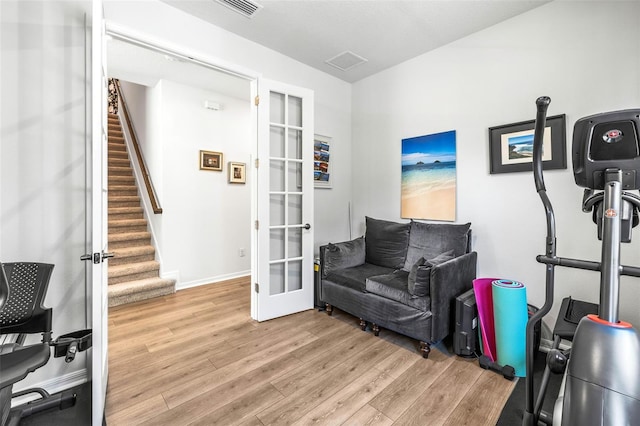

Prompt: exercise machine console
xmin=523 ymin=97 xmax=640 ymax=425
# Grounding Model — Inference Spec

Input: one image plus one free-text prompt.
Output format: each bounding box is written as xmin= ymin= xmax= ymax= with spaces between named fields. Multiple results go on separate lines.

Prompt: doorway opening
xmin=106 ymin=32 xmax=254 ymax=304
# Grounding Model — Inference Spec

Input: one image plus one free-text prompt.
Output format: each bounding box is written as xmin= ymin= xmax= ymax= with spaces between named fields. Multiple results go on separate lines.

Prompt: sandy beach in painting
xmin=401 ymin=161 xmax=456 ymax=221
xmin=402 ymin=187 xmax=456 ymax=221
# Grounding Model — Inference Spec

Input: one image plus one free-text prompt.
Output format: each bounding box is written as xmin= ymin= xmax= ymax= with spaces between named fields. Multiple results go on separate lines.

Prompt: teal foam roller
xmin=492 ymin=279 xmax=527 ymax=377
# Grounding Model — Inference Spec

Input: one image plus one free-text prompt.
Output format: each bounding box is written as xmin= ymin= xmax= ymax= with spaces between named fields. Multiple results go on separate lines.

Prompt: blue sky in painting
xmin=401 ymin=130 xmax=456 ymax=166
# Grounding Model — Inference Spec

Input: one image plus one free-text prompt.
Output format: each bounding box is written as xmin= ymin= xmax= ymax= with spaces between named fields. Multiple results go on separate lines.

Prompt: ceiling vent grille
xmin=325 ymin=51 xmax=368 ymax=72
xmin=215 ymin=0 xmax=263 ymax=18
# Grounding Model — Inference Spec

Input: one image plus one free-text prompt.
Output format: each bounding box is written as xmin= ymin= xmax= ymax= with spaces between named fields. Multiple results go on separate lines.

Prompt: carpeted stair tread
xmin=109 ymin=218 xmax=146 ymax=226
xmin=108 ymin=215 xmax=143 ymax=222
xmin=108 ymin=260 xmax=159 ymax=278
xmin=108 ymin=206 xmax=143 ymax=215
xmin=108 ymin=230 xmax=151 ymax=243
xmin=109 ymin=158 xmax=131 ymax=167
xmin=112 ymin=245 xmax=155 ymax=257
xmin=108 ymin=231 xmax=152 ymax=249
xmin=109 ymin=183 xmax=137 ymax=190
xmin=109 ymin=186 xmax=138 ymax=197
xmin=108 ymin=167 xmax=133 ymax=176
xmin=109 ymin=197 xmax=142 ymax=209
xmin=109 ymin=151 xmax=129 ymax=160
xmin=109 ymin=175 xmax=135 ymax=184
xmin=109 ymin=245 xmax=156 ymax=266
xmin=108 ymin=218 xmax=147 ymax=234
xmin=108 ymin=277 xmax=176 ymax=307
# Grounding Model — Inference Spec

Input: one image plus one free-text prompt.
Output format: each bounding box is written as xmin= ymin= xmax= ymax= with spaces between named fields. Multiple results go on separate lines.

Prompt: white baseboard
xmin=12 ymin=368 xmax=88 ymax=407
xmin=176 ymin=270 xmax=251 ymax=291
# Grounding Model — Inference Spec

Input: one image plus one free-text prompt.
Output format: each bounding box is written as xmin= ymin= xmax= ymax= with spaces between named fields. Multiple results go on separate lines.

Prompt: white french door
xmin=89 ymin=1 xmax=108 ymax=424
xmin=251 ymin=79 xmax=314 ymax=321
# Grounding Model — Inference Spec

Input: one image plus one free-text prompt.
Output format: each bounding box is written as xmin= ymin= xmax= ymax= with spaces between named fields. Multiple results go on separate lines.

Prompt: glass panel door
xmin=252 ymin=79 xmax=314 ymax=321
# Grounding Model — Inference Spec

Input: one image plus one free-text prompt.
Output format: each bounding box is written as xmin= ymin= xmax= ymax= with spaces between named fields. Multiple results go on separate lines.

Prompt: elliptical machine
xmin=523 ymin=97 xmax=640 ymax=425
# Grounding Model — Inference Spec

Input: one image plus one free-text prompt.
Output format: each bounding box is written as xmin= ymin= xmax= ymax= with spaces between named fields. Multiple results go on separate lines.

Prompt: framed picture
xmin=401 ymin=130 xmax=457 ymax=221
xmin=228 ymin=162 xmax=246 ymax=184
xmin=314 ymin=134 xmax=332 ymax=188
xmin=489 ymin=114 xmax=566 ymax=174
xmin=200 ymin=150 xmax=223 ymax=171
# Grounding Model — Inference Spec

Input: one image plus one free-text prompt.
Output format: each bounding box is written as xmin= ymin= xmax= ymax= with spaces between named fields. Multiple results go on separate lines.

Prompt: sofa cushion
xmin=325 ymin=263 xmax=394 ymax=292
xmin=322 ymin=237 xmax=366 ymax=278
xmin=408 ymin=257 xmax=431 ymax=297
xmin=365 ymin=217 xmax=410 ymax=269
xmin=366 ymin=270 xmax=429 ymax=311
xmin=403 ymin=221 xmax=471 ymax=271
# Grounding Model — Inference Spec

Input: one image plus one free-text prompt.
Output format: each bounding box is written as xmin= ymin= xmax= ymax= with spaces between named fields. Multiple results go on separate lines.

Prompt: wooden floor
xmin=105 ymin=277 xmax=516 ymax=425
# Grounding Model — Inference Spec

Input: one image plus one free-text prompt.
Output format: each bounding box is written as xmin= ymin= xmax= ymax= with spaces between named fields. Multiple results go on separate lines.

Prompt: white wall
xmin=352 ymin=1 xmax=640 ymax=328
xmin=0 ymin=0 xmax=90 ymax=390
xmin=161 ymin=80 xmax=252 ymax=286
xmin=104 ymin=0 xmax=354 ymax=253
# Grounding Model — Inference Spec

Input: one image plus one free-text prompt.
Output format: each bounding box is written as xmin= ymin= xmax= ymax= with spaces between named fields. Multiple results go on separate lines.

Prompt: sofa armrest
xmin=319 ymin=237 xmax=366 ymax=278
xmin=429 ymin=251 xmax=477 ymax=342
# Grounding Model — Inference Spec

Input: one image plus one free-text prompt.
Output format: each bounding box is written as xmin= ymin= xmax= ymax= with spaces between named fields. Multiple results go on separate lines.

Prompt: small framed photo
xmin=228 ymin=162 xmax=246 ymax=184
xmin=489 ymin=114 xmax=566 ymax=174
xmin=200 ymin=150 xmax=223 ymax=171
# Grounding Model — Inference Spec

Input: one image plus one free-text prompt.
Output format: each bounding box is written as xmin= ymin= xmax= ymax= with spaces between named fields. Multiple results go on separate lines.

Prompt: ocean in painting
xmin=401 ymin=160 xmax=456 ymax=196
xmin=508 ymin=133 xmax=534 ymax=159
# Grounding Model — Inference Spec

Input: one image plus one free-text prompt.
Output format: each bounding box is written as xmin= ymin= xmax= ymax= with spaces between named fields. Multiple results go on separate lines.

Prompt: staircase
xmin=107 ymin=113 xmax=175 ymax=307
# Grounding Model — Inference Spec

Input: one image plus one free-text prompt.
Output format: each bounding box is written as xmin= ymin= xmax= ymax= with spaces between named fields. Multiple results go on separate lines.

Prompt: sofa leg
xmin=325 ymin=303 xmax=333 ymax=316
xmin=419 ymin=341 xmax=431 ymax=359
xmin=359 ymin=318 xmax=367 ymax=331
xmin=372 ymin=323 xmax=380 ymax=336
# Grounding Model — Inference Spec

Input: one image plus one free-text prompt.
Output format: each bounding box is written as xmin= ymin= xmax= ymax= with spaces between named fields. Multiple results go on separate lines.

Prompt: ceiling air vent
xmin=325 ymin=51 xmax=368 ymax=72
xmin=215 ymin=0 xmax=263 ymax=18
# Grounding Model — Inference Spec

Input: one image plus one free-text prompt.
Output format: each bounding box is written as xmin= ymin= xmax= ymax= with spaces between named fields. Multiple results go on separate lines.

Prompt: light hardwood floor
xmin=106 ymin=277 xmax=516 ymax=425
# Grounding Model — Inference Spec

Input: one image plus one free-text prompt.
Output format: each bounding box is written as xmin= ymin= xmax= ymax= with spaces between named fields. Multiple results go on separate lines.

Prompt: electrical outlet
xmin=239 ymin=248 xmax=245 ymax=257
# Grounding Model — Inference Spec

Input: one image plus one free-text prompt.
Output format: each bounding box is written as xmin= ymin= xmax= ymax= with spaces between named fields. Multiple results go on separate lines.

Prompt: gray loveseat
xmin=319 ymin=217 xmax=477 ymax=358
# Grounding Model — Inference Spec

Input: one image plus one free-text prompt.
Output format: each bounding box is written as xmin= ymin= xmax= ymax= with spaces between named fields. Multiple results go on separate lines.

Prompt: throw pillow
xmin=408 ymin=257 xmax=431 ymax=296
xmin=426 ymin=249 xmax=455 ymax=266
xmin=322 ymin=236 xmax=366 ymax=278
xmin=364 ymin=216 xmax=410 ymax=269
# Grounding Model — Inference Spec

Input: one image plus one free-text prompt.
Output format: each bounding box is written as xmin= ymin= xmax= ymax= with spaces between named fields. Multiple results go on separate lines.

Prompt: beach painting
xmin=501 ymin=127 xmax=552 ymax=165
xmin=401 ymin=130 xmax=456 ymax=221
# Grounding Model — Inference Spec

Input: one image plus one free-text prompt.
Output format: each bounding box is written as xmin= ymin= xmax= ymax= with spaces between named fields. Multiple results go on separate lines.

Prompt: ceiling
xmin=159 ymin=0 xmax=550 ymax=83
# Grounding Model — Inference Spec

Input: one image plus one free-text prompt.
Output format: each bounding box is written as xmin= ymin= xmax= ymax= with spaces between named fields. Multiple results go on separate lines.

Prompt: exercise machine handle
xmin=533 ymin=96 xmax=551 ymax=193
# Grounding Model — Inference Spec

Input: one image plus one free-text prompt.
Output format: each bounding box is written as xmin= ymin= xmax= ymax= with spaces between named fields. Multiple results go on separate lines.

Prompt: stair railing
xmin=113 ymin=79 xmax=163 ymax=214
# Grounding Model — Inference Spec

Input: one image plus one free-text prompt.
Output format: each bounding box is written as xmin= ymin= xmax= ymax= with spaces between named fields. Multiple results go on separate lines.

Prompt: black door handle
xmin=303 ymin=223 xmax=311 ymax=230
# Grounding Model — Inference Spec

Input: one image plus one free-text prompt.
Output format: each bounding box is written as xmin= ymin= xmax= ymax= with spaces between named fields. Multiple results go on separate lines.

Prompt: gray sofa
xmin=319 ymin=217 xmax=477 ymax=358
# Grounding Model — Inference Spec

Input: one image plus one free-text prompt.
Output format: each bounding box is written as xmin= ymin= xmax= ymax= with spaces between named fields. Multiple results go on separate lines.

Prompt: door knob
xmin=303 ymin=223 xmax=311 ymax=230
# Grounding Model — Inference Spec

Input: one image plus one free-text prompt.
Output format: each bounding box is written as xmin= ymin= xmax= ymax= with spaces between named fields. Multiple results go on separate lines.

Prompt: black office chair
xmin=0 ymin=262 xmax=77 ymax=426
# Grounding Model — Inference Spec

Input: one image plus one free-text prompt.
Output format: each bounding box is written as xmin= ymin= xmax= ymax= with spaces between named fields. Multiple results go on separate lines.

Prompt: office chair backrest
xmin=0 ymin=262 xmax=53 ymax=335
